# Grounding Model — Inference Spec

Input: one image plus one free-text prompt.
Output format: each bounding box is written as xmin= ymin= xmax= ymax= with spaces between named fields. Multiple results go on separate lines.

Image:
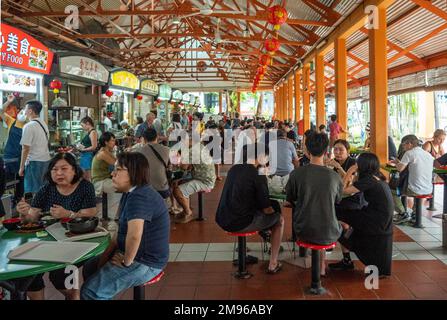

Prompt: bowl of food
xmin=67 ymin=217 xmax=98 ymax=234
xmin=19 ymin=221 xmax=45 ymax=231
xmin=2 ymin=218 xmax=21 ymax=231
xmin=40 ymin=215 xmax=58 ymax=226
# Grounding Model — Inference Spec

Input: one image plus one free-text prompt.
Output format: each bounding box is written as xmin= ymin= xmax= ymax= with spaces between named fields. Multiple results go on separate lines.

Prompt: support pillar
xmin=316 ymin=54 xmax=325 ymax=128
xmin=288 ymin=76 xmax=294 ymax=123
xmin=369 ymin=6 xmax=389 ymax=164
xmin=335 ymin=37 xmax=348 ymax=138
xmin=237 ymin=92 xmax=241 ymax=114
xmin=219 ymin=91 xmax=222 ymax=114
xmin=303 ymin=64 xmax=311 ymax=131
xmin=295 ymin=70 xmax=302 ymax=123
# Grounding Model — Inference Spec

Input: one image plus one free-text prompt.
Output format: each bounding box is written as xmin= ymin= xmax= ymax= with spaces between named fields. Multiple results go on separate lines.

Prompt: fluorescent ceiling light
xmin=172 ymin=16 xmax=181 ymax=25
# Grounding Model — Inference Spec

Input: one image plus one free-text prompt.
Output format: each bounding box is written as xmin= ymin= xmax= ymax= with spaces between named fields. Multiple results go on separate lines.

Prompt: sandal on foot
xmin=266 ymin=262 xmax=283 ymax=274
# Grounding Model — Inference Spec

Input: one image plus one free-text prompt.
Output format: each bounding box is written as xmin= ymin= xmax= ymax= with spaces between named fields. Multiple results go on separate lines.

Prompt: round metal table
xmin=0 ymin=227 xmax=110 ymax=299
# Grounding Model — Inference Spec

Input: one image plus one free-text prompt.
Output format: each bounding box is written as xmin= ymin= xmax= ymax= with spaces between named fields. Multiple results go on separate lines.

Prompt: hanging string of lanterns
xmin=251 ymin=5 xmax=287 ymax=93
xmin=267 ymin=5 xmax=288 ymax=31
xmin=50 ymin=79 xmax=62 ymax=95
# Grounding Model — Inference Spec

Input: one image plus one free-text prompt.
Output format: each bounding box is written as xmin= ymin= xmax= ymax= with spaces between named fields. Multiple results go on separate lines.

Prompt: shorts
xmin=404 ymin=188 xmax=421 ymax=197
xmin=93 ymin=179 xmax=115 ymax=196
xmin=80 ymin=152 xmax=94 ymax=170
xmin=178 ymin=179 xmax=214 ymax=198
xmin=27 ymin=262 xmax=83 ymax=291
xmin=24 ymin=161 xmax=49 ymax=193
xmin=237 ymin=210 xmax=281 ymax=233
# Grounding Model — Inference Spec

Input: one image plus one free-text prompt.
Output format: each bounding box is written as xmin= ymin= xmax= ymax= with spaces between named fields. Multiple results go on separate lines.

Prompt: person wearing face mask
xmin=1 ymin=94 xmax=26 ymax=203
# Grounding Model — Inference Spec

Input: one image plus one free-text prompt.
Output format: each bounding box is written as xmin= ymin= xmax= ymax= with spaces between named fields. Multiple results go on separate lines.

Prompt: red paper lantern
xmin=257 ymin=66 xmax=266 ymax=76
xmin=267 ymin=5 xmax=288 ymax=31
xmin=50 ymin=79 xmax=62 ymax=90
xmin=264 ymin=38 xmax=281 ymax=55
xmin=259 ymin=54 xmax=272 ymax=66
xmin=105 ymin=90 xmax=113 ymax=97
xmin=136 ymin=95 xmax=143 ymax=101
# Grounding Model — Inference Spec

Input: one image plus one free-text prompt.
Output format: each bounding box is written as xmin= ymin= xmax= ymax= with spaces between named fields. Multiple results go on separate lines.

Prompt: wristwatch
xmin=69 ymin=211 xmax=77 ymax=219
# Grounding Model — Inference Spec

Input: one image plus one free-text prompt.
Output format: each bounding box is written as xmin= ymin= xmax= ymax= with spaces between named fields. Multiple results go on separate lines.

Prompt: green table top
xmin=0 ymin=228 xmax=111 ymax=281
xmin=350 ymin=148 xmax=367 ymax=155
xmin=381 ymin=165 xmax=447 ymax=175
xmin=269 ymin=193 xmax=287 ymax=201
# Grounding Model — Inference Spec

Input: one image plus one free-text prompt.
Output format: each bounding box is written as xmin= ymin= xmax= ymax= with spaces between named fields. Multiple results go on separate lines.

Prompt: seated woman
xmin=16 ymin=152 xmax=97 ymax=300
xmin=91 ymin=132 xmax=117 ymax=196
xmin=423 ymin=129 xmax=446 ymax=159
xmin=81 ymin=152 xmax=169 ymax=300
xmin=326 ymin=139 xmax=366 ymax=210
xmin=330 ymin=152 xmax=394 ymax=277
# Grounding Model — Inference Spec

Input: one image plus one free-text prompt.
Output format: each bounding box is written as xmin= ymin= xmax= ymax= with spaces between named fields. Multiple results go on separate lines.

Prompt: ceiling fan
xmin=213 ymin=18 xmax=243 ymax=45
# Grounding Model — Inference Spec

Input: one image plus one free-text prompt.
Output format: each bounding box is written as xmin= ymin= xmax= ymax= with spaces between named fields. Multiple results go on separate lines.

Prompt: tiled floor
xmin=43 ymin=169 xmax=447 ymax=300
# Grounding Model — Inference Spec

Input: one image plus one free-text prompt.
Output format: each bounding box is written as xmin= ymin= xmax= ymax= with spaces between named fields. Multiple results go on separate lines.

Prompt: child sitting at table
xmin=285 ymin=132 xmax=343 ymax=276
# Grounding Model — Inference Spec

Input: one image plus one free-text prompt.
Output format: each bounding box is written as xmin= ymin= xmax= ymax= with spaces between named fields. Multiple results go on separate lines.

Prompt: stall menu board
xmin=140 ymin=79 xmax=159 ymax=96
xmin=60 ymin=56 xmax=109 ymax=83
xmin=0 ymin=69 xmax=38 ymax=93
xmin=158 ymin=84 xmax=172 ymax=101
xmin=171 ymin=90 xmax=183 ymax=102
xmin=1 ymin=23 xmax=54 ymax=74
xmin=110 ymin=70 xmax=139 ymax=90
xmin=189 ymin=95 xmax=196 ymax=105
xmin=182 ymin=93 xmax=190 ymax=103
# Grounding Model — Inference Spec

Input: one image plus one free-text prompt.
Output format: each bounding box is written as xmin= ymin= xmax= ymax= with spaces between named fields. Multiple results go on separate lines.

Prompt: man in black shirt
xmin=215 ymin=145 xmax=284 ymax=274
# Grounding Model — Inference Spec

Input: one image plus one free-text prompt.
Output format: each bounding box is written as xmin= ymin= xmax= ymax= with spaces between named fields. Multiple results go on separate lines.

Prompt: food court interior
xmin=1 ymin=0 xmax=447 ymax=301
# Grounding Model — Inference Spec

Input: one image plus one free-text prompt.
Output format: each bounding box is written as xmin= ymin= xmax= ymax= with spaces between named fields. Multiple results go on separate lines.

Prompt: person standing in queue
xmin=19 ymin=100 xmax=51 ymax=194
xmin=78 ymin=116 xmax=98 ymax=182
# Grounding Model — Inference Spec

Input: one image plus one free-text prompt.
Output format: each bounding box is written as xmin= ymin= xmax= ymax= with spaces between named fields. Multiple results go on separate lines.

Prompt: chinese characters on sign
xmin=1 ymin=23 xmax=54 ymax=74
xmin=60 ymin=56 xmax=109 ymax=82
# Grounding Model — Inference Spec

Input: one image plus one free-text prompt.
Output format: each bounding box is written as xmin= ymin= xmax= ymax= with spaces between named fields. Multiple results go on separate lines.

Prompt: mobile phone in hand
xmin=24 ymin=192 xmax=33 ymax=204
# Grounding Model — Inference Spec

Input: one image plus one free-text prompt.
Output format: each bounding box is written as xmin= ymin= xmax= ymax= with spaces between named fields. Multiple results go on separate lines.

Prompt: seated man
xmin=172 ymin=145 xmax=216 ymax=223
xmin=271 ymin=129 xmax=299 ymax=177
xmin=285 ymin=132 xmax=343 ymax=276
xmin=393 ymin=134 xmax=434 ymax=224
xmin=215 ymin=145 xmax=284 ymax=273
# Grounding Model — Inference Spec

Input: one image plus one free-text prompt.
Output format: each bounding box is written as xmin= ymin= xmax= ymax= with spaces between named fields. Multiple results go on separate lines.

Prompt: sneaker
xmin=328 ymin=259 xmax=354 ymax=271
xmin=393 ymin=212 xmax=410 ymax=224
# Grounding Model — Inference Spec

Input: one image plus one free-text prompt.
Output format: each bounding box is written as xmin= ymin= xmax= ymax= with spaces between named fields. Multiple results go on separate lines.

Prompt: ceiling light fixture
xmin=172 ymin=16 xmax=181 ymax=25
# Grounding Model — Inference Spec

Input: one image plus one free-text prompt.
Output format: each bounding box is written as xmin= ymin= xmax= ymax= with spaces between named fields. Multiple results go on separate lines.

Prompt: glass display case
xmin=48 ymin=106 xmax=89 ymax=149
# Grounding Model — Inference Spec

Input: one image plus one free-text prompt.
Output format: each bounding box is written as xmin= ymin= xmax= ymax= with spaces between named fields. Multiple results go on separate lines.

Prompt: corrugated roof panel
xmin=350 ymin=41 xmax=369 ymax=64
xmin=411 ymin=29 xmax=447 ymax=58
xmin=387 ymin=0 xmax=418 ymax=21
xmin=388 ymin=56 xmax=413 ymax=69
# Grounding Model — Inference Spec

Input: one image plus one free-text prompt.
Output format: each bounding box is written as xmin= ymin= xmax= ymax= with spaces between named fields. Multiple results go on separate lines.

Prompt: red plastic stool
xmin=197 ymin=189 xmax=212 ymax=221
xmin=228 ymin=231 xmax=258 ymax=279
xmin=414 ymin=194 xmax=432 ymax=228
xmin=296 ymin=240 xmax=336 ymax=295
xmin=133 ymin=271 xmax=165 ymax=300
xmin=428 ymin=182 xmax=444 ymax=211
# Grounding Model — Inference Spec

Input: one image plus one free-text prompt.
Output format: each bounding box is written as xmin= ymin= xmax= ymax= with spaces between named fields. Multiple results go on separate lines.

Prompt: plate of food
xmin=19 ymin=221 xmax=45 ymax=231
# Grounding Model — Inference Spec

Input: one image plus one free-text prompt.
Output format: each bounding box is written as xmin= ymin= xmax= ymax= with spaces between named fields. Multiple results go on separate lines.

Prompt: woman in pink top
xmin=329 ymin=114 xmax=346 ymax=147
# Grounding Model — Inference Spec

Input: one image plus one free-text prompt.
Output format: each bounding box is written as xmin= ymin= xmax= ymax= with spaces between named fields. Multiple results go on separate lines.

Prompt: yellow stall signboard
xmin=110 ymin=70 xmax=139 ymax=90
